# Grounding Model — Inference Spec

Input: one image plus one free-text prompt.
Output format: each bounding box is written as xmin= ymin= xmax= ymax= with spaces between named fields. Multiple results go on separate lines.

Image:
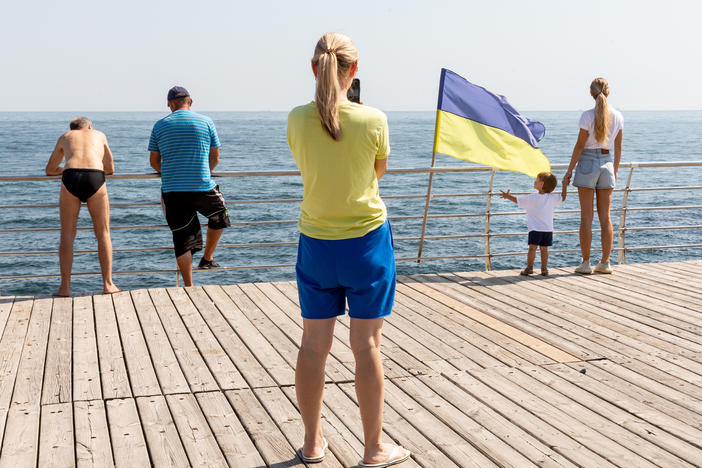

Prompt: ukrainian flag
xmin=434 ymin=68 xmax=550 ymax=177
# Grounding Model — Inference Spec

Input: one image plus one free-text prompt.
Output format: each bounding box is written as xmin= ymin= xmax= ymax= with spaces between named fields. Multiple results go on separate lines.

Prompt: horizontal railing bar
xmin=2 ymin=161 xmax=701 ymax=182
xmin=3 ymin=243 xmax=700 ymax=281
xmin=4 ymin=203 xmax=701 ymax=234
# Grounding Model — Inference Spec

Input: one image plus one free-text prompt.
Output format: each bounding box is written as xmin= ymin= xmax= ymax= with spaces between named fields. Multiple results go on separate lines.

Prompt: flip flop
xmin=298 ymin=437 xmax=328 ymax=464
xmin=359 ymin=445 xmax=411 ymax=467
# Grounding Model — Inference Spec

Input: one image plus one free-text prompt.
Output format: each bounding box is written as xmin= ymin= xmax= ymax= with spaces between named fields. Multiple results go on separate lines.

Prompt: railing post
xmin=617 ymin=164 xmax=636 ymax=264
xmin=484 ymin=169 xmax=496 ymax=271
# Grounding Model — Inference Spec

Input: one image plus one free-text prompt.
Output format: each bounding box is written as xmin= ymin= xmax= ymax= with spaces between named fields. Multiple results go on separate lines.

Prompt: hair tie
xmin=326 ymin=48 xmax=335 ymax=54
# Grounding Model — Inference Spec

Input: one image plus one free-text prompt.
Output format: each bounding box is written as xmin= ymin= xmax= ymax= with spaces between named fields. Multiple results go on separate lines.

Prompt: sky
xmin=1 ymin=0 xmax=701 ymax=112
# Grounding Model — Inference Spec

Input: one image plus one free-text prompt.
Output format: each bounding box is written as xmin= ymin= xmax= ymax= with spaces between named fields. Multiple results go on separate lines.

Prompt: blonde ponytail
xmin=312 ymin=33 xmax=359 ymax=141
xmin=590 ymin=78 xmax=611 ymax=145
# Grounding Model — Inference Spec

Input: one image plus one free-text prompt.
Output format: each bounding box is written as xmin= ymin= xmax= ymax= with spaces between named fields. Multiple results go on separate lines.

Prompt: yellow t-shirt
xmin=287 ymin=101 xmax=390 ymax=240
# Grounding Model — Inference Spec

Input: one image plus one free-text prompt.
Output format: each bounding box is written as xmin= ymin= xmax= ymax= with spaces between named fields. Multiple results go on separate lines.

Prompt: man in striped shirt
xmin=149 ymin=86 xmax=230 ymax=286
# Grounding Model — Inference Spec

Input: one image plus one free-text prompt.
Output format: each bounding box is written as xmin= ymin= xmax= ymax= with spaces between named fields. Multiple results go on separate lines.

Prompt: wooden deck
xmin=0 ymin=260 xmax=701 ymax=467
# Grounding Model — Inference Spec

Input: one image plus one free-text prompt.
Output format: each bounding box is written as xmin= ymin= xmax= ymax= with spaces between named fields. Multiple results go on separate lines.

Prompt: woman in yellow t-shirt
xmin=287 ymin=33 xmax=409 ymax=467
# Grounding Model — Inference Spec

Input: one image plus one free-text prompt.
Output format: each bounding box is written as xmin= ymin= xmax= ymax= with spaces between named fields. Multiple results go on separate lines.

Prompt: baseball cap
xmin=167 ymin=86 xmax=190 ymax=100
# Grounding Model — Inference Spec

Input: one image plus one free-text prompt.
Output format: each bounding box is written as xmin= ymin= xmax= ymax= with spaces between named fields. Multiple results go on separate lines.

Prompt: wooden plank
xmin=38 ymin=403 xmax=74 ymax=468
xmin=479 ymin=271 xmax=702 ymax=375
xmin=0 ymin=297 xmax=53 ymax=467
xmin=93 ymin=294 xmax=131 ymax=399
xmin=135 ymin=395 xmax=189 ymax=468
xmin=554 ymin=363 xmax=702 ymax=451
xmin=131 ymin=289 xmax=189 ymax=394
xmin=254 ymin=386 xmax=344 ymax=467
xmin=187 ymin=286 xmax=276 ymax=388
xmin=551 ymin=270 xmax=702 ymax=346
xmin=195 ymin=391 xmax=266 ymax=467
xmin=74 ymin=400 xmax=113 ymax=468
xmin=417 ymin=373 xmax=576 ymax=467
xmin=149 ymin=288 xmax=218 ymax=392
xmin=443 ymin=370 xmax=615 ymax=468
xmin=202 ymin=284 xmax=294 ymax=387
xmin=0 ymin=297 xmax=34 ymax=446
xmin=561 ymin=361 xmax=702 ymax=426
xmin=516 ymin=364 xmax=699 ymax=466
xmin=0 ymin=297 xmax=14 ymax=346
xmin=340 ymin=380 xmax=493 ymax=467
xmin=112 ymin=291 xmax=161 ymax=396
xmin=167 ymin=288 xmax=247 ymax=390
xmin=397 ymin=279 xmax=559 ymax=366
xmin=226 ymin=388 xmax=300 ymax=467
xmin=402 ymin=275 xmax=578 ymax=362
xmin=106 ymin=398 xmax=150 ymax=468
xmin=42 ymin=297 xmax=72 ymax=404
xmin=476 ymin=367 xmax=657 ymax=467
xmin=72 ymin=296 xmax=101 ymax=401
xmin=165 ymin=393 xmax=228 ymax=467
xmin=394 ymin=285 xmax=534 ymax=368
xmin=589 ymin=359 xmax=702 ymax=415
xmin=242 ymin=282 xmax=356 ymax=381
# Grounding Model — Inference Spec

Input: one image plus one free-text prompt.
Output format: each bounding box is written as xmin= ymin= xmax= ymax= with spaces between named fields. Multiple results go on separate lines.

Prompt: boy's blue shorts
xmin=296 ymin=220 xmax=396 ymax=320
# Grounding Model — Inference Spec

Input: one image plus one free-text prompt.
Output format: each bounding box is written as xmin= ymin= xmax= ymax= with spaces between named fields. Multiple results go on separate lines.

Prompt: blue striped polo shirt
xmin=148 ymin=110 xmax=221 ymax=192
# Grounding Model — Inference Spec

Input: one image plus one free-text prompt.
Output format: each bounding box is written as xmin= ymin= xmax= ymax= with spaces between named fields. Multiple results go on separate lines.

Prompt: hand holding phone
xmin=347 ymin=78 xmax=361 ymax=103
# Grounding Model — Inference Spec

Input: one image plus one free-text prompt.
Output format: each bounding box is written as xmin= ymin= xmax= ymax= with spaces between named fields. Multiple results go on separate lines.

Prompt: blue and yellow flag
xmin=434 ymin=68 xmax=550 ymax=177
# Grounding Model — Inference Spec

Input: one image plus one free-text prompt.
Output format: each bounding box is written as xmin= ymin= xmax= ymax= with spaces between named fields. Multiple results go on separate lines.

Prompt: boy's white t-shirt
xmin=579 ymin=106 xmax=624 ymax=150
xmin=517 ymin=192 xmax=563 ymax=232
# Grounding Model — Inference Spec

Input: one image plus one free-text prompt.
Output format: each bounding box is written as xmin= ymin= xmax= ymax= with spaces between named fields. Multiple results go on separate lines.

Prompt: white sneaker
xmin=594 ymin=261 xmax=613 ymax=274
xmin=575 ymin=260 xmax=592 ymax=274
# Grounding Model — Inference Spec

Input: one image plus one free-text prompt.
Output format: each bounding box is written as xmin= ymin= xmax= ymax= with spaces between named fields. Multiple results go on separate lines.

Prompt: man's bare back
xmin=46 ymin=116 xmax=119 ymax=296
xmin=46 ymin=122 xmax=114 ymax=175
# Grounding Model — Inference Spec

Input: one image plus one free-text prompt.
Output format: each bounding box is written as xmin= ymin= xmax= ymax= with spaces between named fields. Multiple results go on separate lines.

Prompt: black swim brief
xmin=161 ymin=185 xmax=231 ymax=258
xmin=61 ymin=168 xmax=105 ymax=202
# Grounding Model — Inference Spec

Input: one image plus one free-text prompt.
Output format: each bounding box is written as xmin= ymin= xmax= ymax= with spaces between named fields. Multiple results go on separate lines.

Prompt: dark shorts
xmin=161 ymin=185 xmax=230 ymax=258
xmin=296 ymin=220 xmax=396 ymax=320
xmin=62 ymin=169 xmax=105 ymax=202
xmin=528 ymin=231 xmax=553 ymax=246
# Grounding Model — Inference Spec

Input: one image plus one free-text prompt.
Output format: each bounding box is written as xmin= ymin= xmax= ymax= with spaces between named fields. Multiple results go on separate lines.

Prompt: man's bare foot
xmin=103 ymin=284 xmax=121 ymax=294
xmin=52 ymin=289 xmax=70 ymax=297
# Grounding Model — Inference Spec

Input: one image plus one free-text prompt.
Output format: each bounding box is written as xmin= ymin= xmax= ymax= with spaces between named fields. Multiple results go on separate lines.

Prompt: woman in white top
xmin=563 ymin=78 xmax=623 ymax=274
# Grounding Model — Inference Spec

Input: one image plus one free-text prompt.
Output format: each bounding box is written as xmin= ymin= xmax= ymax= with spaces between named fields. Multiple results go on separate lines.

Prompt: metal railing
xmin=1 ymin=161 xmax=701 ymax=285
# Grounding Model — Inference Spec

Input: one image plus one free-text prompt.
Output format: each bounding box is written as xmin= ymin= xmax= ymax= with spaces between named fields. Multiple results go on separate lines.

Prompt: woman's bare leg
xmin=595 ymin=188 xmax=614 ymax=263
xmin=296 ymin=317 xmax=335 ymax=458
xmin=577 ymin=187 xmax=595 ymax=262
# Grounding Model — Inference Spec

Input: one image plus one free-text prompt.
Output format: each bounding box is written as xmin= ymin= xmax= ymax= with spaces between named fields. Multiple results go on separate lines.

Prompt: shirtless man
xmin=45 ymin=116 xmax=120 ymax=296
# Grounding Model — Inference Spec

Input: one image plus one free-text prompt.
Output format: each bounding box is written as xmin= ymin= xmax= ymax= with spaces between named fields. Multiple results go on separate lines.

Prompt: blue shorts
xmin=573 ymin=149 xmax=616 ymax=189
xmin=528 ymin=231 xmax=553 ymax=246
xmin=296 ymin=220 xmax=396 ymax=320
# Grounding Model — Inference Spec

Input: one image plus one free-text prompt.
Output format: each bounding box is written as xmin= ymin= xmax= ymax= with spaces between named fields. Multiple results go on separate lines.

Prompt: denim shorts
xmin=296 ymin=220 xmax=396 ymax=320
xmin=573 ymin=149 xmax=616 ymax=189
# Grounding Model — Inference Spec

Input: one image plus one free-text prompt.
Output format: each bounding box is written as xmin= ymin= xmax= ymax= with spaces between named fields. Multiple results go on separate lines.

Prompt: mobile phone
xmin=347 ymin=78 xmax=360 ymax=103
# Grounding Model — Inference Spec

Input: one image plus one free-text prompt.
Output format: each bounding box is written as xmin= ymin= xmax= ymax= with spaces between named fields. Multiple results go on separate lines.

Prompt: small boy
xmin=500 ymin=172 xmax=567 ymax=276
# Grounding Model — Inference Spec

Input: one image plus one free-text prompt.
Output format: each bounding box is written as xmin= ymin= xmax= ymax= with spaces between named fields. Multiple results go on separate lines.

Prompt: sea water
xmin=1 ymin=111 xmax=701 ymax=295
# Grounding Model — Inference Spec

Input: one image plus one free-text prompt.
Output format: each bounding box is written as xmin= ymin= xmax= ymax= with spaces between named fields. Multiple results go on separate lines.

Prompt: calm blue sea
xmin=1 ymin=111 xmax=701 ymax=296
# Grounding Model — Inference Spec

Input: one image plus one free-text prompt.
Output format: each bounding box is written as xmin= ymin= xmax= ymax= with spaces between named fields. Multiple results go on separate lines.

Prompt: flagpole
xmin=416 ymin=109 xmax=442 ymax=263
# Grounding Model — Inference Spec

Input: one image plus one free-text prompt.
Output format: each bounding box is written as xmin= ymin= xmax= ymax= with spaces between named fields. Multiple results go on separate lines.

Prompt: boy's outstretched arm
xmin=500 ymin=189 xmax=517 ymax=204
xmin=561 ymin=182 xmax=568 ymax=201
